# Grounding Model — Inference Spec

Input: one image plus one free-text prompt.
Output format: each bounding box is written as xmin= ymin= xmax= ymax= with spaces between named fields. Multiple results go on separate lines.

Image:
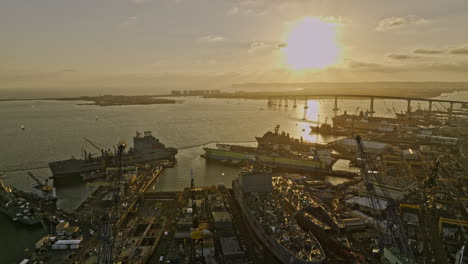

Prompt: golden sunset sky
xmin=1 ymin=0 xmax=468 ymax=90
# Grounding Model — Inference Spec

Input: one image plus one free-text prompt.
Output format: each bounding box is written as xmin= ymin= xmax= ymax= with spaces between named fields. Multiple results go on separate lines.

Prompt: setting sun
xmin=282 ymin=17 xmax=341 ymax=70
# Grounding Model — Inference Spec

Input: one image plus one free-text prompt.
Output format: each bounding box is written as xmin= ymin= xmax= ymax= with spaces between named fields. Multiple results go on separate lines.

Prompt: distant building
xmin=174 ymin=90 xmax=221 ymax=96
xmin=171 ymin=90 xmax=182 ymax=96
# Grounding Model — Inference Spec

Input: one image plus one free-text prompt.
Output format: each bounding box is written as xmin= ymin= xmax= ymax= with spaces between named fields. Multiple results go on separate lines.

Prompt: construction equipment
xmin=0 ymin=172 xmax=12 ymax=193
xmin=27 ymin=172 xmax=54 ymax=200
xmin=97 ymin=142 xmax=126 ymax=264
xmin=455 ymin=245 xmax=465 ymax=264
xmin=355 ymin=135 xmax=416 ymax=263
xmin=399 ymin=203 xmax=422 ymax=211
xmin=438 ymin=217 xmax=468 ymax=234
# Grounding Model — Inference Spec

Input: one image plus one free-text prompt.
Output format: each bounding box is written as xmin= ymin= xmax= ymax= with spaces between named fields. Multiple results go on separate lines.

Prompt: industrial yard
xmin=1 ymin=95 xmax=467 ymax=264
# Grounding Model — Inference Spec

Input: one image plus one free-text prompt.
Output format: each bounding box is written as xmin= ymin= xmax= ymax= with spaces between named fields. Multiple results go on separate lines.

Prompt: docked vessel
xmin=203 ymin=127 xmax=332 ymax=172
xmin=255 ymin=125 xmax=330 ymax=153
xmin=232 ymin=164 xmax=325 ymax=264
xmin=332 ymin=112 xmax=399 ymax=132
xmin=309 ymin=123 xmax=349 ymax=136
xmin=49 ymin=131 xmax=177 ymax=177
xmin=0 ymin=178 xmax=43 ymax=225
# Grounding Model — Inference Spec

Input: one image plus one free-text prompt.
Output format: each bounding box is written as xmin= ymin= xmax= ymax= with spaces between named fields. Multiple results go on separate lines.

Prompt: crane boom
xmin=83 ymin=137 xmax=103 ymax=152
xmin=27 ymin=172 xmax=43 ymax=186
xmin=0 ymin=173 xmax=11 ymax=192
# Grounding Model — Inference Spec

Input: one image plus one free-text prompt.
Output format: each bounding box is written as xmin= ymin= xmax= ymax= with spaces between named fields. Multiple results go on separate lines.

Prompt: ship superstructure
xmin=203 ymin=126 xmax=332 ymax=172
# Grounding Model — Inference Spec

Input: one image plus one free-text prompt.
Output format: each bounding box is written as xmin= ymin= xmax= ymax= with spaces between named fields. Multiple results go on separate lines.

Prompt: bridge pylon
xmin=332 ymin=96 xmax=339 ymax=112
xmin=369 ymin=97 xmax=375 ymax=117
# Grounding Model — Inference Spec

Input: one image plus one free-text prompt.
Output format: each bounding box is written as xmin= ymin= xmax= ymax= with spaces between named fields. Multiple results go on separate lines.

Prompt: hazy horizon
xmin=1 ymin=81 xmax=468 ymax=99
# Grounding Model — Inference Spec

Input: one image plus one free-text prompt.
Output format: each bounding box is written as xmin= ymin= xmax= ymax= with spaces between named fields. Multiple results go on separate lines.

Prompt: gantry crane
xmin=97 ymin=142 xmax=126 ymax=264
xmin=355 ymin=135 xmax=416 ymax=263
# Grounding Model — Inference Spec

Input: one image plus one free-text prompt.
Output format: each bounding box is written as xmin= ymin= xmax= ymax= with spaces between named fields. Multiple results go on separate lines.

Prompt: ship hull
xmin=49 ymin=148 xmax=177 ymax=177
xmin=309 ymin=126 xmax=349 ymax=136
xmin=203 ymin=148 xmax=328 ymax=172
xmin=232 ymin=180 xmax=324 ymax=264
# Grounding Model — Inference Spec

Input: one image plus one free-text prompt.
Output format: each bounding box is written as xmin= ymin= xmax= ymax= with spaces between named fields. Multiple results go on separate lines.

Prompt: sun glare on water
xmin=282 ymin=17 xmax=341 ymax=70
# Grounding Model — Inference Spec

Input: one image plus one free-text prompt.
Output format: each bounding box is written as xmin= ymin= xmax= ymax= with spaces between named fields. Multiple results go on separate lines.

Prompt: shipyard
xmin=3 ymin=2 xmax=468 ymax=263
xmin=0 ymin=92 xmax=466 ymax=264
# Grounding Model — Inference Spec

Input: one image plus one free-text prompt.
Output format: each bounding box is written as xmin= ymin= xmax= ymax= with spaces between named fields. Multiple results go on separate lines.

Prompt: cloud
xmin=450 ymin=46 xmax=468 ymax=55
xmin=226 ymin=6 xmax=268 ymax=16
xmin=198 ymin=35 xmax=225 ymax=43
xmin=227 ymin=7 xmax=241 ymax=16
xmin=226 ymin=0 xmax=278 ymax=16
xmin=322 ymin=16 xmax=351 ymax=25
xmin=376 ymin=15 xmax=430 ymax=32
xmin=345 ymin=60 xmax=386 ymax=71
xmin=130 ymin=0 xmax=151 ymax=4
xmin=422 ymin=61 xmax=468 ymax=72
xmin=387 ymin=53 xmax=419 ymax=60
xmin=342 ymin=59 xmax=468 ymax=73
xmin=413 ymin=49 xmax=444 ymax=55
xmin=121 ymin=16 xmax=137 ymax=26
xmin=246 ymin=41 xmax=286 ymax=54
xmin=247 ymin=42 xmax=269 ymax=53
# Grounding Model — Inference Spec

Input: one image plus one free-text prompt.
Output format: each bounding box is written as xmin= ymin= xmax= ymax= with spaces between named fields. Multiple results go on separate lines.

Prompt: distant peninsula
xmin=0 ymin=95 xmax=177 ymax=106
xmin=59 ymin=95 xmax=176 ymax=106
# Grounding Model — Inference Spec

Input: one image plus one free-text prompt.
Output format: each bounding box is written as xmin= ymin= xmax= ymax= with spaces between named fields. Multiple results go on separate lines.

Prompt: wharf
xmin=21 ymin=164 xmax=165 ymax=264
xmin=72 ymin=165 xmax=165 ymax=263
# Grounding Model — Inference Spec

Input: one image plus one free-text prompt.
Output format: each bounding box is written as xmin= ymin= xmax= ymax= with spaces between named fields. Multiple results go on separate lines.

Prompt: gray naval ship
xmin=49 ymin=131 xmax=177 ymax=177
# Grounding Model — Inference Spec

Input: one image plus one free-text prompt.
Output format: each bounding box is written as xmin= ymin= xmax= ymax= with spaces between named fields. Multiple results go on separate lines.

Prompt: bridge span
xmin=267 ymin=94 xmax=468 ymax=118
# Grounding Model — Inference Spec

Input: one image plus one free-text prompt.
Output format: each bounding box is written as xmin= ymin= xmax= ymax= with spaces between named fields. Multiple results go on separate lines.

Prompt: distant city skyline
xmin=1 ymin=0 xmax=468 ymax=90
